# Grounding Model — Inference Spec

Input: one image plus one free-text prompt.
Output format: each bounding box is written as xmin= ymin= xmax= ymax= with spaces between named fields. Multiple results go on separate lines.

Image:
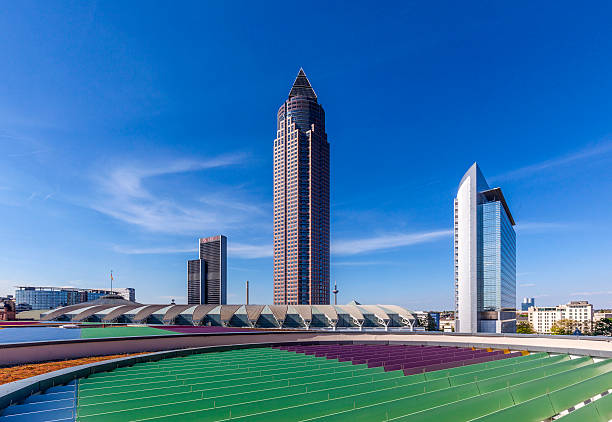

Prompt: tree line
xmin=516 ymin=318 xmax=612 ymax=336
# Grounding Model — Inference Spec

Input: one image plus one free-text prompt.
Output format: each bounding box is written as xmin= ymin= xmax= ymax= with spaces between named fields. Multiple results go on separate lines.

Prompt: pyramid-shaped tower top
xmin=289 ymin=68 xmax=317 ymax=99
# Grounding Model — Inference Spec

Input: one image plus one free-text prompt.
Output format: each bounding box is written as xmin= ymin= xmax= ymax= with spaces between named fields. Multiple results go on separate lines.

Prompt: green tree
xmin=550 ymin=319 xmax=578 ymax=335
xmin=516 ymin=321 xmax=535 ymax=334
xmin=593 ymin=318 xmax=612 ymax=336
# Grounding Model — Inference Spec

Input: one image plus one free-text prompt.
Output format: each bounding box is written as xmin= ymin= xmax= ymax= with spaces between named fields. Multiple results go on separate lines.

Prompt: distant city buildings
xmin=15 ymin=286 xmax=135 ymax=310
xmin=454 ymin=163 xmax=517 ymax=334
xmin=440 ymin=317 xmax=456 ymax=332
xmin=273 ymin=69 xmax=330 ymax=305
xmin=187 ymin=235 xmax=227 ymax=305
xmin=0 ymin=296 xmax=16 ymax=321
xmin=594 ymin=310 xmax=612 ymax=322
xmin=521 ymin=297 xmax=535 ymax=311
xmin=528 ymin=301 xmax=593 ymax=334
xmin=414 ymin=311 xmax=440 ymax=331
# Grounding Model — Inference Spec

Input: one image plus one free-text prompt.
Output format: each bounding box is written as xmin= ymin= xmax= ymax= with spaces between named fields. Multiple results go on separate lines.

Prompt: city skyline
xmin=1 ymin=3 xmax=612 ymax=309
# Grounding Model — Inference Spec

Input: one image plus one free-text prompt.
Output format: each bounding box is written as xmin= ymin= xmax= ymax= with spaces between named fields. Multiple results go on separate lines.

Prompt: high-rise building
xmin=187 ymin=235 xmax=227 ymax=305
xmin=454 ymin=163 xmax=516 ymax=333
xmin=273 ymin=69 xmax=330 ymax=305
xmin=521 ymin=297 xmax=535 ymax=311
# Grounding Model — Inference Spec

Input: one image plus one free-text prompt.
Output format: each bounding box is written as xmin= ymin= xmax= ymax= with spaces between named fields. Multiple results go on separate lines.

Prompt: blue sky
xmin=1 ymin=2 xmax=612 ymax=309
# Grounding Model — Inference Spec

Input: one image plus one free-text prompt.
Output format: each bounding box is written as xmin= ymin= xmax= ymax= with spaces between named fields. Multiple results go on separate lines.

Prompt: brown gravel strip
xmin=0 ymin=353 xmax=146 ymax=385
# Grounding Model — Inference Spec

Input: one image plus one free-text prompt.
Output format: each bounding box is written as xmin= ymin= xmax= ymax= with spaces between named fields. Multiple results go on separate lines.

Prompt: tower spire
xmin=289 ymin=68 xmax=317 ymax=99
xmin=332 ymin=281 xmax=339 ymax=305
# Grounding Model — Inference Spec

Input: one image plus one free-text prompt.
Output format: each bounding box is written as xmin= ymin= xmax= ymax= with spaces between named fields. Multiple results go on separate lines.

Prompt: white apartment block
xmin=528 ymin=301 xmax=593 ymax=334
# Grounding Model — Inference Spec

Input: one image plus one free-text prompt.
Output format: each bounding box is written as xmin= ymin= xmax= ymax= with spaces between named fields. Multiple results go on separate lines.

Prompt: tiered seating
xmin=275 ymin=343 xmax=519 ymax=374
xmin=2 ymin=345 xmax=611 ymax=421
xmin=0 ymin=380 xmax=76 ymax=421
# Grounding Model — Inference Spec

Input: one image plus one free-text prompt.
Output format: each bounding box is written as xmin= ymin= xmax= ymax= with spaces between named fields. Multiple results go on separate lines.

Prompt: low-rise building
xmin=15 ymin=286 xmax=136 ymax=310
xmin=440 ymin=318 xmax=455 ymax=332
xmin=594 ymin=310 xmax=612 ymax=322
xmin=528 ymin=301 xmax=593 ymax=334
xmin=0 ymin=297 xmax=16 ymax=321
xmin=41 ymin=301 xmax=418 ymax=330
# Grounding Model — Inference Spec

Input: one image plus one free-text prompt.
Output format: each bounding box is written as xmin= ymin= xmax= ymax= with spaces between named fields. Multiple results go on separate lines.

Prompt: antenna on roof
xmin=332 ymin=281 xmax=339 ymax=305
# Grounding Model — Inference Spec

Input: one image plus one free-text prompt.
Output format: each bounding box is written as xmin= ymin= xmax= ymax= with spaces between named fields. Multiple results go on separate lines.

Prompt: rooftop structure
xmin=41 ymin=302 xmax=417 ymax=330
xmin=4 ymin=343 xmax=612 ymax=421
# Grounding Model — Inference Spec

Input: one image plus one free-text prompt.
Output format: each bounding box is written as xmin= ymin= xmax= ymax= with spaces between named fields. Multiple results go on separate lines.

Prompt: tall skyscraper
xmin=454 ymin=163 xmax=516 ymax=333
xmin=273 ymin=69 xmax=330 ymax=305
xmin=187 ymin=235 xmax=227 ymax=305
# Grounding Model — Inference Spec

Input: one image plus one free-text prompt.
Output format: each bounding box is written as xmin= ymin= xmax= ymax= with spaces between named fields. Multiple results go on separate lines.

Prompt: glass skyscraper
xmin=273 ymin=69 xmax=330 ymax=305
xmin=454 ymin=163 xmax=516 ymax=333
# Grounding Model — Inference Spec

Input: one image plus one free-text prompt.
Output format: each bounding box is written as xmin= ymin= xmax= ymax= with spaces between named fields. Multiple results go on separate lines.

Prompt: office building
xmin=521 ymin=297 xmax=535 ymax=311
xmin=594 ymin=311 xmax=612 ymax=322
xmin=454 ymin=163 xmax=517 ymax=333
xmin=187 ymin=235 xmax=227 ymax=305
xmin=414 ymin=311 xmax=441 ymax=331
xmin=273 ymin=69 xmax=330 ymax=305
xmin=15 ymin=286 xmax=135 ymax=310
xmin=528 ymin=301 xmax=593 ymax=334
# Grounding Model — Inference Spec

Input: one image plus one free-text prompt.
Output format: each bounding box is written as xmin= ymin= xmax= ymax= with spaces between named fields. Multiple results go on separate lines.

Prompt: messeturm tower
xmin=273 ymin=69 xmax=330 ymax=305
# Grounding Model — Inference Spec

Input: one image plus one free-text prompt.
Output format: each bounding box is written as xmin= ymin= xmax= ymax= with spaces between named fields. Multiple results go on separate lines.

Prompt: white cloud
xmin=88 ymin=153 xmax=260 ymax=234
xmin=228 ymin=243 xmax=272 ymax=259
xmin=113 ymin=229 xmax=449 ymax=260
xmin=514 ymin=222 xmax=571 ymax=233
xmin=113 ymin=242 xmax=272 ymax=259
xmin=112 ymin=245 xmax=193 ymax=255
xmin=0 ymin=280 xmax=20 ymax=296
xmin=332 ymin=260 xmax=394 ymax=267
xmin=491 ymin=141 xmax=612 ymax=181
xmin=570 ymin=291 xmax=612 ymax=296
xmin=331 ymin=229 xmax=452 ymax=255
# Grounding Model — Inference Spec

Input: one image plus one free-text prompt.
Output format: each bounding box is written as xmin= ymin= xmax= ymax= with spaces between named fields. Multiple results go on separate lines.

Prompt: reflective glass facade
xmin=454 ymin=163 xmax=516 ymax=334
xmin=478 ymin=201 xmax=516 ymax=312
